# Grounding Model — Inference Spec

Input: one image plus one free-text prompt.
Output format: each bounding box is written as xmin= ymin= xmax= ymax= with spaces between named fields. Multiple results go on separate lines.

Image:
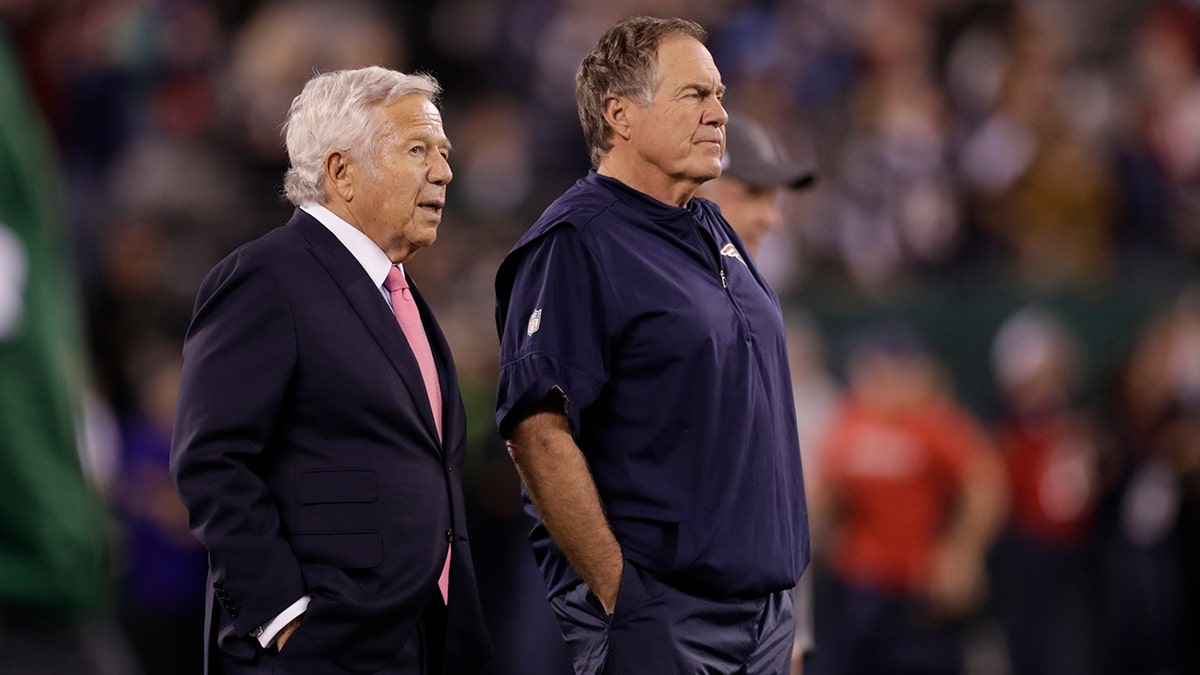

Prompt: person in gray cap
xmin=696 ymin=115 xmax=817 ymax=257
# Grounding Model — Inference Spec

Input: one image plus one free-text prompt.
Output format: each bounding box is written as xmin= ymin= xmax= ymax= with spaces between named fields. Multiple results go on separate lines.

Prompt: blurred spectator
xmin=1098 ymin=290 xmax=1200 ymax=675
xmin=1117 ymin=1 xmax=1200 ymax=260
xmin=787 ymin=313 xmax=841 ymax=486
xmin=824 ymin=0 xmax=964 ymax=292
xmin=989 ymin=306 xmax=1103 ymax=675
xmin=0 ymin=25 xmax=133 ymax=675
xmin=808 ymin=322 xmax=1006 ymax=675
xmin=113 ymin=341 xmax=205 ymax=675
xmin=785 ymin=312 xmax=840 ymax=675
xmin=958 ymin=2 xmax=1119 ymax=288
xmin=221 ymin=0 xmax=406 ymax=167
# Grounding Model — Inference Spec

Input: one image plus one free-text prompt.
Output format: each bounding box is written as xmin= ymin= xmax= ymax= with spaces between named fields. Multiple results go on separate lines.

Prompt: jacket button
xmin=445 ymin=529 xmax=455 ymax=543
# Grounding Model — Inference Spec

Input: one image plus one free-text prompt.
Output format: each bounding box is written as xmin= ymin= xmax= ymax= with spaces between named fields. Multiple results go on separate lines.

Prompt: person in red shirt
xmin=808 ymin=322 xmax=1006 ymax=675
xmin=990 ymin=307 xmax=1101 ymax=675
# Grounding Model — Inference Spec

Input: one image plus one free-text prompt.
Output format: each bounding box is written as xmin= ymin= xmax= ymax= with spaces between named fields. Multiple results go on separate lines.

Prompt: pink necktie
xmin=384 ymin=267 xmax=442 ymax=439
xmin=384 ymin=266 xmax=450 ymax=603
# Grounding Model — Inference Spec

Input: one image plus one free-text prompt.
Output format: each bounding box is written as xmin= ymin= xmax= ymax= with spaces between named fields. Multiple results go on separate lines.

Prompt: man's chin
xmin=416 ymin=228 xmax=439 ymax=250
xmin=693 ymin=168 xmax=722 ymax=186
xmin=697 ymin=159 xmax=724 ymax=182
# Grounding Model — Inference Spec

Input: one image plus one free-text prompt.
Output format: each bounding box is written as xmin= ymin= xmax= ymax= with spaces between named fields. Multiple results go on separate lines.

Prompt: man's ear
xmin=603 ymin=95 xmax=633 ymax=142
xmin=324 ymin=150 xmax=354 ymax=202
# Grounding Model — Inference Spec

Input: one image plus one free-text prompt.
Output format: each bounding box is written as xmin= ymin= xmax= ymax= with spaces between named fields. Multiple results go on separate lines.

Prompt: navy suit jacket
xmin=171 ymin=209 xmax=490 ymax=674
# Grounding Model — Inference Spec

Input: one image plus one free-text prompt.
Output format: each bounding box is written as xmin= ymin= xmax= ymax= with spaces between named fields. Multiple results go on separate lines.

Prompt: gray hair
xmin=575 ymin=16 xmax=707 ymax=168
xmin=282 ymin=66 xmax=442 ymax=205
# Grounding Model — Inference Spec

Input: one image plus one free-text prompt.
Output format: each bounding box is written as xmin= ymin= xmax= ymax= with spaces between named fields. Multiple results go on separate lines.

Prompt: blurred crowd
xmin=2 ymin=0 xmax=1200 ymax=673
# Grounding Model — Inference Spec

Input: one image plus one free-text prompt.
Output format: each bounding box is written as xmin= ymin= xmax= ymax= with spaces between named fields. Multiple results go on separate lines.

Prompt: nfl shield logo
xmin=527 ymin=308 xmax=542 ymax=336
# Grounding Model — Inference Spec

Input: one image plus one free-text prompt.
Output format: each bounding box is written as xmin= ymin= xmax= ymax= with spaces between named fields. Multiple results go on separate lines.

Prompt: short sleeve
xmin=495 ymin=225 xmax=611 ymax=438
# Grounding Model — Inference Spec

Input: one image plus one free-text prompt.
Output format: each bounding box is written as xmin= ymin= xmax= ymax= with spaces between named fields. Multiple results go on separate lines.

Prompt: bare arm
xmin=790 ymin=571 xmax=815 ymax=674
xmin=506 ymin=404 xmax=624 ymax=613
xmin=928 ymin=443 xmax=1008 ymax=618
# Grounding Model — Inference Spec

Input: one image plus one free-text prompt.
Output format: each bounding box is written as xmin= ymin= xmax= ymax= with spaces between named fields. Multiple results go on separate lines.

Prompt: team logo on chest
xmin=527 ymin=308 xmax=542 ymax=336
xmin=720 ymin=243 xmax=747 ymax=267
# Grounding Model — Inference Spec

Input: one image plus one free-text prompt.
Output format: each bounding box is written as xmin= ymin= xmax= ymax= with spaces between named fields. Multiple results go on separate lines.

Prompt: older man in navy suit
xmin=171 ymin=66 xmax=491 ymax=675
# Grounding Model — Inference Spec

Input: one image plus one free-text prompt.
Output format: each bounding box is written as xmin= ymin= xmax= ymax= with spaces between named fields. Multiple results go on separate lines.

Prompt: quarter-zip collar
xmin=589 ymin=171 xmax=706 ymax=228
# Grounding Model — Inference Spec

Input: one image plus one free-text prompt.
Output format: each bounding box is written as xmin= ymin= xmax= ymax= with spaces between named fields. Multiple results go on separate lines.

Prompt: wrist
xmin=595 ymin=558 xmax=624 ymax=614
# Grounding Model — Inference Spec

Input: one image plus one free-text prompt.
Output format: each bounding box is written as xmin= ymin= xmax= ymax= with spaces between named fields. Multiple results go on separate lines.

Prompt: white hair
xmin=282 ymin=66 xmax=442 ymax=205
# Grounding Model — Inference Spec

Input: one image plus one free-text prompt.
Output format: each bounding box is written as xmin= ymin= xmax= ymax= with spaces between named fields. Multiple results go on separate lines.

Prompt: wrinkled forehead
xmin=378 ymin=96 xmax=451 ymax=147
xmin=653 ymin=35 xmax=722 ymax=88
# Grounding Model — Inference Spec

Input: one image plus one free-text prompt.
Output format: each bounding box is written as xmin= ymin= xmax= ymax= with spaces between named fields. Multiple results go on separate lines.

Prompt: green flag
xmin=0 ymin=31 xmax=112 ymax=613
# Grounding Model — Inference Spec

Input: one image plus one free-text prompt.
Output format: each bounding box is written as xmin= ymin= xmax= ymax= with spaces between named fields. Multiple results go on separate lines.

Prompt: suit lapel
xmin=291 ymin=212 xmax=443 ymax=449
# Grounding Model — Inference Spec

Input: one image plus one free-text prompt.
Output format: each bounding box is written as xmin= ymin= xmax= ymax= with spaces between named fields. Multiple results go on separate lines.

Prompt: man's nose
xmin=705 ymin=98 xmax=729 ymax=127
xmin=429 ymin=153 xmax=452 ymax=185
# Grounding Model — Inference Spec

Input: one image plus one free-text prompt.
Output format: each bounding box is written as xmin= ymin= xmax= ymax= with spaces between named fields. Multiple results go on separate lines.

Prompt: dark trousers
xmin=549 ymin=563 xmax=794 ymax=674
xmin=809 ymin=575 xmax=963 ymax=675
xmin=994 ymin=534 xmax=1094 ymax=675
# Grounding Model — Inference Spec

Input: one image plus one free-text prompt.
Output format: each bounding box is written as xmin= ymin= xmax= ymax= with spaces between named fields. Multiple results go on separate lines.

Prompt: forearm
xmin=947 ymin=448 xmax=1008 ymax=556
xmin=507 ymin=409 xmax=623 ymax=612
xmin=928 ymin=447 xmax=1008 ymax=617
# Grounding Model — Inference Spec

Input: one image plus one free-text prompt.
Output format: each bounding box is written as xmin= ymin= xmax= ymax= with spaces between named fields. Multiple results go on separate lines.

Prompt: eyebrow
xmin=677 ymin=82 xmax=726 ymax=98
xmin=403 ymin=131 xmax=453 ymax=154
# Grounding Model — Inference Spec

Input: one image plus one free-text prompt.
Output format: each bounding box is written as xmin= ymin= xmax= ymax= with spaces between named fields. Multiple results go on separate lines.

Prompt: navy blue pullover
xmin=495 ymin=171 xmax=810 ymax=599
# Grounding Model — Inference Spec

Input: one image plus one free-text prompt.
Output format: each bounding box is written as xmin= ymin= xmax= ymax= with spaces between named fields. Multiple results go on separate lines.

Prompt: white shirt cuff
xmin=254 ymin=596 xmax=310 ymax=648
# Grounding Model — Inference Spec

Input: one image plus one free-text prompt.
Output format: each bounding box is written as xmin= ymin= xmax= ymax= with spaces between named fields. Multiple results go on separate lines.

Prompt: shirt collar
xmin=300 ymin=202 xmax=401 ymax=290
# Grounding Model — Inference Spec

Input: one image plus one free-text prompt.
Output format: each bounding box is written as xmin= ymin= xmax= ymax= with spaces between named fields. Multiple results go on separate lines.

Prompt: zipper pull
xmin=720 ymin=269 xmax=727 ymax=289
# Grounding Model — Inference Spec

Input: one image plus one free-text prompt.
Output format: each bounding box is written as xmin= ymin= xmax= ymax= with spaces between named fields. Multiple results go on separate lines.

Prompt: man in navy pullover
xmin=495 ymin=16 xmax=810 ymax=674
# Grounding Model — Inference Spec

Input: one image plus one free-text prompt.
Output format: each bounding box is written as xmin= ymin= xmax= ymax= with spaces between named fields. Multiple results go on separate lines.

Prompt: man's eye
xmin=410 ymin=145 xmax=425 ymax=155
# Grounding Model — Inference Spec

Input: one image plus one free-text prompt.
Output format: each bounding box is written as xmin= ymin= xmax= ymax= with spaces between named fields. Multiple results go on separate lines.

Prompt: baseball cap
xmin=721 ymin=116 xmax=817 ymax=190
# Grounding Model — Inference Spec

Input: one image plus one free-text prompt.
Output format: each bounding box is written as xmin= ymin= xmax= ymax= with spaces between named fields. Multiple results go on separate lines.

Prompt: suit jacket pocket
xmin=295 ymin=470 xmax=382 ymax=569
xmin=292 ymin=531 xmax=383 ymax=569
xmin=296 ymin=469 xmax=379 ymax=535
